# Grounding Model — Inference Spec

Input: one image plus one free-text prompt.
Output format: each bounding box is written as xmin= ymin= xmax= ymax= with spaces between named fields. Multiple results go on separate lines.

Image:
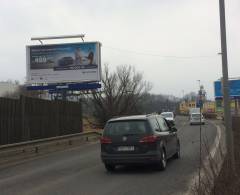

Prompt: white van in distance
xmin=190 ymin=113 xmax=205 ymax=125
xmin=160 ymin=112 xmax=175 ymax=125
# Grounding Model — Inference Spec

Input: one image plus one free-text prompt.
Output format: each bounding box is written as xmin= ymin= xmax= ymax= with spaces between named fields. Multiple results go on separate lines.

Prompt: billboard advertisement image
xmin=26 ymin=42 xmax=101 ymax=84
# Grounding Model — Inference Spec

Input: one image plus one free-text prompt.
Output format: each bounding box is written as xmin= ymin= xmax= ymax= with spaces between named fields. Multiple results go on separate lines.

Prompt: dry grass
xmin=192 ymin=160 xmax=240 ymax=195
xmin=192 ymin=125 xmax=240 ymax=195
xmin=212 ymin=127 xmax=240 ymax=195
xmin=191 ymin=136 xmax=222 ymax=195
xmin=211 ymin=159 xmax=240 ymax=195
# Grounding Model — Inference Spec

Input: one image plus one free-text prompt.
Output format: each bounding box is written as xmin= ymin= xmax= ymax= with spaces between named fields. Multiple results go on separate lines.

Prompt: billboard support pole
xmin=62 ymin=90 xmax=67 ymax=101
xmin=219 ymin=0 xmax=235 ymax=171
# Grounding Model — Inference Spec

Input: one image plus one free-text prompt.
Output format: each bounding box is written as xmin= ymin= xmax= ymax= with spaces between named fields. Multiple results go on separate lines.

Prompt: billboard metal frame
xmin=26 ymin=82 xmax=101 ymax=91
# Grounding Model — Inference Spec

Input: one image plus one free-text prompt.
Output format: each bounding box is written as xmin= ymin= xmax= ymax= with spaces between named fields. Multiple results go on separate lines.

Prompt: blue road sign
xmin=196 ymin=99 xmax=203 ymax=108
xmin=214 ymin=79 xmax=240 ymax=99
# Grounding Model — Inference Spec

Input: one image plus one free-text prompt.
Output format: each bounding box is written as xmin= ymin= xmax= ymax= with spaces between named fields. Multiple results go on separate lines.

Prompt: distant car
xmin=58 ymin=57 xmax=74 ymax=66
xmin=100 ymin=114 xmax=180 ymax=172
xmin=160 ymin=112 xmax=175 ymax=125
xmin=189 ymin=113 xmax=205 ymax=125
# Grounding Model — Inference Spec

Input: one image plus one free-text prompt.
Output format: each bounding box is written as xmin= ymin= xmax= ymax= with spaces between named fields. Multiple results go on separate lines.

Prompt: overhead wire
xmin=103 ymin=45 xmax=218 ymax=59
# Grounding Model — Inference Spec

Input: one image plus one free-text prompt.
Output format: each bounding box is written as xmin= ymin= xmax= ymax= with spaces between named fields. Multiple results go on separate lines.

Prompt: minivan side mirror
xmin=171 ymin=127 xmax=178 ymax=132
xmin=164 ymin=118 xmax=174 ymax=128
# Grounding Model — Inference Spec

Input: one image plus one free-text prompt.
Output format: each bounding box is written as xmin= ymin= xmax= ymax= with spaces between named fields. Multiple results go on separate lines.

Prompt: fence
xmin=0 ymin=96 xmax=82 ymax=145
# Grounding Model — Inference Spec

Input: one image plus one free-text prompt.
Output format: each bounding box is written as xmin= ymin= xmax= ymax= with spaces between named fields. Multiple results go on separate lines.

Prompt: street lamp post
xmin=197 ymin=80 xmax=200 ymax=89
xmin=219 ymin=0 xmax=235 ymax=171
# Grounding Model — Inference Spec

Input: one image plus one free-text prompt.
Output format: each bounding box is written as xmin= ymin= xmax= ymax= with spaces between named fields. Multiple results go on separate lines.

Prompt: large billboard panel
xmin=26 ymin=42 xmax=101 ymax=84
xmin=214 ymin=79 xmax=240 ymax=98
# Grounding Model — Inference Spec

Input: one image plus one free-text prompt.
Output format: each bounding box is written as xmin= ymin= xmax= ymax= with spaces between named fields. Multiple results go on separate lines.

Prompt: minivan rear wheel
xmin=173 ymin=142 xmax=180 ymax=159
xmin=104 ymin=164 xmax=115 ymax=172
xmin=156 ymin=149 xmax=167 ymax=171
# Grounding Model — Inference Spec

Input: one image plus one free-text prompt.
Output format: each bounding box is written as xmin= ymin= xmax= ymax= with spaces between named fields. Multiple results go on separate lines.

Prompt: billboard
xmin=214 ymin=79 xmax=240 ymax=99
xmin=26 ymin=42 xmax=101 ymax=84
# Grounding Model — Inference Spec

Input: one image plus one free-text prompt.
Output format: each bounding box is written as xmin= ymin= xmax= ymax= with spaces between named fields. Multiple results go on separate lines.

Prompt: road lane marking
xmin=209 ymin=123 xmax=221 ymax=158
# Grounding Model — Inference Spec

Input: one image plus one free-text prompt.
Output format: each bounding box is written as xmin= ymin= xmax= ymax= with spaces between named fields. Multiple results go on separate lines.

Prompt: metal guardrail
xmin=0 ymin=131 xmax=102 ymax=163
xmin=0 ymin=131 xmax=102 ymax=150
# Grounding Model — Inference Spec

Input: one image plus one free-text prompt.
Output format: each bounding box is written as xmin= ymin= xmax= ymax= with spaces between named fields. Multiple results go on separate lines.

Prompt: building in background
xmin=179 ymin=100 xmax=216 ymax=115
xmin=179 ymin=101 xmax=188 ymax=114
xmin=203 ymin=101 xmax=216 ymax=113
xmin=215 ymin=99 xmax=239 ymax=115
xmin=179 ymin=100 xmax=197 ymax=115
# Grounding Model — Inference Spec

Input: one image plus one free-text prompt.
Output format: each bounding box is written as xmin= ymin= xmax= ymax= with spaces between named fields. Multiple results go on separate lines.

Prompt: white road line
xmin=209 ymin=123 xmax=221 ymax=158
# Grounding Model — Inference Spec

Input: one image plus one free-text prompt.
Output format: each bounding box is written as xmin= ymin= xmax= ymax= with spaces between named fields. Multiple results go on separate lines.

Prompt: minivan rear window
xmin=191 ymin=113 xmax=201 ymax=118
xmin=104 ymin=120 xmax=148 ymax=136
xmin=161 ymin=113 xmax=173 ymax=118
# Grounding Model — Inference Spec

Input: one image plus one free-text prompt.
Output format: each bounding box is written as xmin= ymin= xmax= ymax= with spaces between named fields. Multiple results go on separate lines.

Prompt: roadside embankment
xmin=212 ymin=115 xmax=240 ymax=195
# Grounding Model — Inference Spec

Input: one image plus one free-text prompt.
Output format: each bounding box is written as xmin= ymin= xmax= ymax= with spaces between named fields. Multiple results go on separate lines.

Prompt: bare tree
xmin=140 ymin=94 xmax=180 ymax=114
xmin=90 ymin=64 xmax=152 ymax=126
xmin=5 ymin=86 xmax=42 ymax=99
xmin=183 ymin=92 xmax=198 ymax=101
xmin=2 ymin=84 xmax=43 ymax=99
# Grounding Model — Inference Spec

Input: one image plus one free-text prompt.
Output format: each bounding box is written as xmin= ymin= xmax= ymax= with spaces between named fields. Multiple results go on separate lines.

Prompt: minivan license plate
xmin=118 ymin=146 xmax=134 ymax=151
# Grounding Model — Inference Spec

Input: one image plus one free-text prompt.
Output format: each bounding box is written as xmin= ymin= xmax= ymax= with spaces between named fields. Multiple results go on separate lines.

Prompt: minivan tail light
xmin=100 ymin=137 xmax=112 ymax=144
xmin=139 ymin=135 xmax=159 ymax=143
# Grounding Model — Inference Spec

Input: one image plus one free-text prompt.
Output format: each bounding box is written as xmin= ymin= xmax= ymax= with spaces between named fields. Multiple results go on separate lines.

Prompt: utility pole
xmin=219 ymin=0 xmax=235 ymax=171
xmin=197 ymin=80 xmax=202 ymax=190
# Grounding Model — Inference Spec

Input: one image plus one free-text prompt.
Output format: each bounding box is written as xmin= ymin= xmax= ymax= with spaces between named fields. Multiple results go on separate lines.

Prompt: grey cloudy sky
xmin=0 ymin=0 xmax=239 ymax=99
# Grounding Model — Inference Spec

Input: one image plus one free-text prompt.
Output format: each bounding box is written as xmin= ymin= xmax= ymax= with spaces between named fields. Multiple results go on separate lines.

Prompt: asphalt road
xmin=0 ymin=116 xmax=217 ymax=195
